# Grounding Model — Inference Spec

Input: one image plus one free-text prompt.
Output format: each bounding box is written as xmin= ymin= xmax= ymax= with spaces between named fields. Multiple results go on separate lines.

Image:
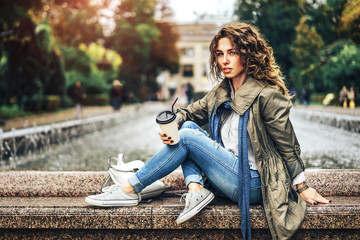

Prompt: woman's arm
xmin=260 ymin=88 xmax=330 ymax=205
xmin=176 ymin=90 xmax=212 ymax=127
xmin=259 ymin=88 xmax=304 ymax=179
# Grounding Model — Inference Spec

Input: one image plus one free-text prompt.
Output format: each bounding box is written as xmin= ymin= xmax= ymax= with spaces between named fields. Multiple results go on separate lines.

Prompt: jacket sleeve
xmin=259 ymin=88 xmax=305 ymax=180
xmin=176 ymin=91 xmax=211 ymax=128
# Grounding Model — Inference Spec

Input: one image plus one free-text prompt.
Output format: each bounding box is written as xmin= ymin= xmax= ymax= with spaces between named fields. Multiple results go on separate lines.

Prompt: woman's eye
xmin=230 ymin=51 xmax=237 ymax=55
xmin=216 ymin=52 xmax=223 ymax=57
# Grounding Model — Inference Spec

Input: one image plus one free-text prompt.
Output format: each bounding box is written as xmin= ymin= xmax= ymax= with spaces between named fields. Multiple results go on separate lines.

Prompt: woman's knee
xmin=181 ymin=121 xmax=199 ymax=130
xmin=179 ymin=128 xmax=194 ymax=140
xmin=179 ymin=127 xmax=206 ymax=143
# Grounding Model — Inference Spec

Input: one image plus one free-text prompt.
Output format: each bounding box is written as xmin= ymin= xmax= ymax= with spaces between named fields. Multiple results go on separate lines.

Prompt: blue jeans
xmin=128 ymin=121 xmax=262 ymax=204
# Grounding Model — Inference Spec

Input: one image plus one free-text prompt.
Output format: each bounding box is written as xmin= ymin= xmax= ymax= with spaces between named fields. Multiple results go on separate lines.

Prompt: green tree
xmin=41 ymin=0 xmax=107 ymax=47
xmin=234 ymin=0 xmax=302 ymax=78
xmin=291 ymin=17 xmax=324 ymax=91
xmin=321 ymin=40 xmax=360 ymax=92
xmin=106 ymin=0 xmax=178 ymax=102
xmin=338 ymin=0 xmax=360 ymax=44
xmin=0 ymin=1 xmax=66 ymax=111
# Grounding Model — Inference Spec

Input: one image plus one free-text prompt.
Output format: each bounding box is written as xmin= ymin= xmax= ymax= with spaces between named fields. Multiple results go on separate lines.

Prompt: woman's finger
xmin=158 ymin=132 xmax=173 ymax=144
xmin=300 ymin=188 xmax=331 ymax=205
xmin=314 ymin=194 xmax=331 ymax=204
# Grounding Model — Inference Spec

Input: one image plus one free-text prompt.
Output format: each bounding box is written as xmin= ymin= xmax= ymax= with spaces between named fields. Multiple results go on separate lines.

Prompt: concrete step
xmin=0 ymin=170 xmax=359 ymax=239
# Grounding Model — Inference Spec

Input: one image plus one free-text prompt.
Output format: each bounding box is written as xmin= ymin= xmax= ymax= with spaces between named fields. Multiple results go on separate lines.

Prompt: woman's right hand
xmin=158 ymin=132 xmax=174 ymax=145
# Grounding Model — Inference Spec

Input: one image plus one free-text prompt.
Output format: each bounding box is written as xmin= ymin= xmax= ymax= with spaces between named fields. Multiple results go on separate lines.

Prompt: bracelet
xmin=296 ymin=182 xmax=309 ymax=194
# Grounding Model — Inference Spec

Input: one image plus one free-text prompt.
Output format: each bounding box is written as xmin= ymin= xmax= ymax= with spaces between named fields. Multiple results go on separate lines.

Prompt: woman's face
xmin=216 ymin=37 xmax=245 ymax=80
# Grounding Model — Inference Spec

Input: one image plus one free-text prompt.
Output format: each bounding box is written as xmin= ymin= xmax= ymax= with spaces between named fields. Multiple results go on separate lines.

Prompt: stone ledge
xmin=0 ymin=169 xmax=359 ymax=197
xmin=0 ymin=196 xmax=359 ymax=230
xmin=0 ymin=169 xmax=359 ymax=239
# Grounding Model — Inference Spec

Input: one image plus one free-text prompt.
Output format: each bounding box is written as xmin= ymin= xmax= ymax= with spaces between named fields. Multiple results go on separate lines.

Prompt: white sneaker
xmin=85 ymin=185 xmax=141 ymax=207
xmin=176 ymin=188 xmax=214 ymax=224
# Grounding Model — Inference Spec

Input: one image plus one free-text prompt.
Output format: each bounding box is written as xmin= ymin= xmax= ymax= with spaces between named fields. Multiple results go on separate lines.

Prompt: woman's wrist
xmin=296 ymin=182 xmax=305 ymax=189
xmin=296 ymin=182 xmax=309 ymax=194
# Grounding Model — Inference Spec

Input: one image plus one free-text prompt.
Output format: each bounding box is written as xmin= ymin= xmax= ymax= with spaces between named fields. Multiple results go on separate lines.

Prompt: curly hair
xmin=209 ymin=22 xmax=288 ymax=96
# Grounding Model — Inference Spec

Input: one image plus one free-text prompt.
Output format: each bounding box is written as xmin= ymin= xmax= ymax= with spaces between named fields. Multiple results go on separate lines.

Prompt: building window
xmin=183 ymin=64 xmax=194 ymax=77
xmin=181 ymin=48 xmax=194 ymax=57
xmin=203 ymin=63 xmax=208 ymax=77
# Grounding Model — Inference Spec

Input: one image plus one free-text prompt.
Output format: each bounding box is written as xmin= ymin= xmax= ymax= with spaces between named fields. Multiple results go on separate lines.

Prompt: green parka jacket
xmin=177 ymin=76 xmax=306 ymax=240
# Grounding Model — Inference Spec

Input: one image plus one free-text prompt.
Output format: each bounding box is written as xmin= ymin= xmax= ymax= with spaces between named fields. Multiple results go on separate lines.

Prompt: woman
xmin=85 ymin=22 xmax=330 ymax=240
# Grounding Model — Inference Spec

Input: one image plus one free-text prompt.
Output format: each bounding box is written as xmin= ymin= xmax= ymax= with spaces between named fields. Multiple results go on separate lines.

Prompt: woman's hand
xmin=158 ymin=132 xmax=174 ymax=145
xmin=299 ymin=186 xmax=331 ymax=205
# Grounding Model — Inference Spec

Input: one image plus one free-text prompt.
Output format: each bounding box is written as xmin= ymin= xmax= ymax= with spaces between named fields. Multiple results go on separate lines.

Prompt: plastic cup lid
xmin=156 ymin=110 xmax=176 ymax=124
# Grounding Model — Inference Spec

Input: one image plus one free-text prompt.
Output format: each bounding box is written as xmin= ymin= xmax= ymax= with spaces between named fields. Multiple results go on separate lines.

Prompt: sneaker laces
xmin=180 ymin=193 xmax=190 ymax=210
xmin=102 ymin=184 xmax=121 ymax=196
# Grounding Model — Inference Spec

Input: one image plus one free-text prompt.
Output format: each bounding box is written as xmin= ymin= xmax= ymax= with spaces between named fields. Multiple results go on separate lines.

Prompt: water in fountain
xmin=0 ymin=103 xmax=359 ymax=170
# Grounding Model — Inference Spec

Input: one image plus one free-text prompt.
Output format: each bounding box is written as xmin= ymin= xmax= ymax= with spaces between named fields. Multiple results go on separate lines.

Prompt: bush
xmin=310 ymin=93 xmax=326 ymax=103
xmin=43 ymin=95 xmax=61 ymax=111
xmin=84 ymin=94 xmax=109 ymax=106
xmin=0 ymin=105 xmax=30 ymax=119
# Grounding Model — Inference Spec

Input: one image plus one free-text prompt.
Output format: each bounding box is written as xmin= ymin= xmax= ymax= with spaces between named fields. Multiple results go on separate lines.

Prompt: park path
xmin=2 ymin=103 xmax=359 ymax=133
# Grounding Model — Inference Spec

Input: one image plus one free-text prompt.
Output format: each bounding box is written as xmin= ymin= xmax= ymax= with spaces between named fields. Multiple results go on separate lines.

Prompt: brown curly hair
xmin=209 ymin=22 xmax=288 ymax=96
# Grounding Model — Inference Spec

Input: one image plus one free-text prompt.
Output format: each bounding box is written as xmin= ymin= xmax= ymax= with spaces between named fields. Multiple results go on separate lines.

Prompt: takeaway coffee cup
xmin=156 ymin=98 xmax=180 ymax=145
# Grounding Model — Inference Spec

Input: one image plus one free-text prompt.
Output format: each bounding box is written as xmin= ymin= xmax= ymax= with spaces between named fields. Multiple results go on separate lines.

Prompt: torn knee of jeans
xmin=194 ymin=129 xmax=204 ymax=135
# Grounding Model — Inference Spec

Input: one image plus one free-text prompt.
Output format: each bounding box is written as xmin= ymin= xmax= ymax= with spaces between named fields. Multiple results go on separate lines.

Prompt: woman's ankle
xmin=121 ymin=181 xmax=136 ymax=193
xmin=188 ymin=182 xmax=203 ymax=192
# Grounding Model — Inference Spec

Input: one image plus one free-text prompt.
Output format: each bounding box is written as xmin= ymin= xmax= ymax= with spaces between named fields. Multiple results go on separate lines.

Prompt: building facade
xmin=157 ymin=18 xmax=233 ymax=102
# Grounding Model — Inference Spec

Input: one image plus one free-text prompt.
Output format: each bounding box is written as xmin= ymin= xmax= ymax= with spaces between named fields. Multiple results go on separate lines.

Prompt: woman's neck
xmin=230 ymin=72 xmax=247 ymax=92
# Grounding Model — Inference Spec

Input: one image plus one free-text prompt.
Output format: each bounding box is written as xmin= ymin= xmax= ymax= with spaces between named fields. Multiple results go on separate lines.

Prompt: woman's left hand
xmin=300 ymin=187 xmax=331 ymax=205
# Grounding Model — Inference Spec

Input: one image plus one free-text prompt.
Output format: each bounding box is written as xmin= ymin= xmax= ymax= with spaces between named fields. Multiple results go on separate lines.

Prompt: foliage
xmin=1 ymin=18 xmax=66 ymax=111
xmin=60 ymin=45 xmax=93 ymax=76
xmin=235 ymin=0 xmax=360 ymax=97
xmin=106 ymin=0 xmax=179 ymax=101
xmin=338 ymin=0 xmax=360 ymax=43
xmin=291 ymin=16 xmax=324 ymax=91
xmin=321 ymin=40 xmax=360 ymax=92
xmin=1 ymin=0 xmax=178 ymax=114
xmin=63 ymin=42 xmax=122 ymax=104
xmin=79 ymin=43 xmax=122 ymax=73
xmin=0 ymin=104 xmax=30 ymax=119
xmin=38 ymin=0 xmax=107 ymax=47
xmin=234 ymin=0 xmax=302 ymax=78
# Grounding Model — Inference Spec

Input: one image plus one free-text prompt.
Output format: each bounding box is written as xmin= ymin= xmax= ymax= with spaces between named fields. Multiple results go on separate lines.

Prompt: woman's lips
xmin=223 ymin=68 xmax=232 ymax=74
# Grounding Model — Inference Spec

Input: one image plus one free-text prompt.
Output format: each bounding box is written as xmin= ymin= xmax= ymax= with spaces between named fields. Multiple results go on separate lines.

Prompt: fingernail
xmin=313 ymin=201 xmax=318 ymax=205
xmin=171 ymin=140 xmax=174 ymax=143
xmin=168 ymin=137 xmax=172 ymax=139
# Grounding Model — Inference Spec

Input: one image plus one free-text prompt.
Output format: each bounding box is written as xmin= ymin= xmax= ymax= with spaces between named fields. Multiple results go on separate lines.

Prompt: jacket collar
xmin=215 ymin=75 xmax=266 ymax=115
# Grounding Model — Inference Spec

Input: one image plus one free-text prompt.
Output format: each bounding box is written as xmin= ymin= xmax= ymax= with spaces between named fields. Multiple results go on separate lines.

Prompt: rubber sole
xmin=176 ymin=192 xmax=215 ymax=224
xmin=85 ymin=196 xmax=139 ymax=207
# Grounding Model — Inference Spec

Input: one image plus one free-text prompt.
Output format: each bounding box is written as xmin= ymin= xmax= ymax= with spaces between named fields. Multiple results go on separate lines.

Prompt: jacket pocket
xmin=267 ymin=180 xmax=289 ymax=220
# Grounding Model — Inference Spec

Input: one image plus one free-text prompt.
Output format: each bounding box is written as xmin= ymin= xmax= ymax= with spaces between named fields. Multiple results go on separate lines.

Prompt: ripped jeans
xmin=128 ymin=121 xmax=262 ymax=204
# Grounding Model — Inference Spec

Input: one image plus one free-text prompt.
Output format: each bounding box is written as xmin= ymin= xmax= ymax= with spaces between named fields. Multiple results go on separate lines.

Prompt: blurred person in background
xmin=348 ymin=87 xmax=356 ymax=109
xmin=73 ymin=81 xmax=86 ymax=118
xmin=110 ymin=80 xmax=125 ymax=111
xmin=339 ymin=86 xmax=348 ymax=108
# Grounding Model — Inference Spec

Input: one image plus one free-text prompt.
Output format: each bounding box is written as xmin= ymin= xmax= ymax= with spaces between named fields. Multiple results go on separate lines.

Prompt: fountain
xmin=0 ymin=104 xmax=359 ymax=170
xmin=0 ymin=103 xmax=359 ymax=239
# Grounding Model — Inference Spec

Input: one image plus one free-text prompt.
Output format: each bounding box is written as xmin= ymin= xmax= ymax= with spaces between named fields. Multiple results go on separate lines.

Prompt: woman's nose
xmin=222 ymin=54 xmax=229 ymax=64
